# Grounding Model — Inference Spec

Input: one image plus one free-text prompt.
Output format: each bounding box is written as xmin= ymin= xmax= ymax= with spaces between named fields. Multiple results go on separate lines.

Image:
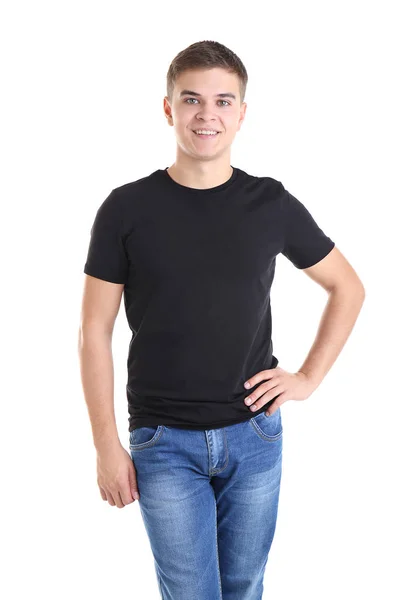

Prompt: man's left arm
xmin=243 ymin=246 xmax=366 ymax=411
xmin=296 ymin=246 xmax=365 ymax=387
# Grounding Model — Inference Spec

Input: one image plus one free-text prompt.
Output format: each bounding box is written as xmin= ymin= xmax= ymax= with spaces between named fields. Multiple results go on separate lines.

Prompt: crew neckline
xmin=160 ymin=166 xmax=239 ymax=194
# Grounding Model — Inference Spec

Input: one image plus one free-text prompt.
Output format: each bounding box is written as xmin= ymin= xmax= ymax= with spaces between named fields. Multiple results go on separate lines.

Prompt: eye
xmin=184 ymin=98 xmax=231 ymax=106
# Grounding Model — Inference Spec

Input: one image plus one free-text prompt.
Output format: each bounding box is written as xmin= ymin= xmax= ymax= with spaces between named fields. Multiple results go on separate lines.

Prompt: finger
xmin=265 ymin=399 xmax=283 ymax=416
xmin=248 ymin=386 xmax=287 ymax=412
xmin=244 ymin=378 xmax=280 ymax=405
xmin=245 ymin=381 xmax=285 ymax=408
xmin=244 ymin=369 xmax=275 ymax=390
xmin=99 ymin=486 xmax=107 ymax=501
xmin=106 ymin=491 xmax=116 ymax=507
xmin=108 ymin=488 xmax=123 ymax=508
xmin=129 ymin=473 xmax=140 ymax=502
xmin=121 ymin=484 xmax=136 ymax=505
xmin=266 ymin=394 xmax=290 ymax=414
xmin=114 ymin=490 xmax=125 ymax=509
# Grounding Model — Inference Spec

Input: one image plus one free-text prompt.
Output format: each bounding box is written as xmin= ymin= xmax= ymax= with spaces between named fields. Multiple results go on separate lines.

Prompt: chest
xmin=124 ymin=196 xmax=284 ymax=285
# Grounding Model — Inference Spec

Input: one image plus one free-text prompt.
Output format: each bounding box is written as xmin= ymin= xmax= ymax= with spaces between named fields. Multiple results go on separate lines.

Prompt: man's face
xmin=164 ymin=67 xmax=247 ymax=161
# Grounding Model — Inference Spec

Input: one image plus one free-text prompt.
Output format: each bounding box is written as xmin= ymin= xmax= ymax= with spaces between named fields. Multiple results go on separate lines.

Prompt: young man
xmin=79 ymin=41 xmax=365 ymax=599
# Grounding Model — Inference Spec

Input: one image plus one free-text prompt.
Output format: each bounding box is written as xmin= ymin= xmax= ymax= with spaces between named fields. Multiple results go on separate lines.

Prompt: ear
xmin=163 ymin=97 xmax=173 ymax=124
xmin=237 ymin=102 xmax=247 ymax=129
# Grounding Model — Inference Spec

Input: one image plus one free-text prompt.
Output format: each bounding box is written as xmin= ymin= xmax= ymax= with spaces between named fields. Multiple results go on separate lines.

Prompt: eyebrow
xmin=179 ymin=90 xmax=236 ymax=100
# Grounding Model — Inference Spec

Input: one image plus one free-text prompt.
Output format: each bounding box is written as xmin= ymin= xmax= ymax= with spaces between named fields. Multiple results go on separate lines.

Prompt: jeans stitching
xmin=250 ymin=412 xmax=283 ymax=442
xmin=156 ymin=569 xmax=165 ymax=599
xmin=129 ymin=425 xmax=165 ymax=451
xmin=209 ymin=429 xmax=229 ymax=476
xmin=214 ymin=495 xmax=223 ymax=599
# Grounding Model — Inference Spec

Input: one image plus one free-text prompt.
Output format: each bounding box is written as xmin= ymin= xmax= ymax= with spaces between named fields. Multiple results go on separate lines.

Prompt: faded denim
xmin=129 ymin=407 xmax=283 ymax=599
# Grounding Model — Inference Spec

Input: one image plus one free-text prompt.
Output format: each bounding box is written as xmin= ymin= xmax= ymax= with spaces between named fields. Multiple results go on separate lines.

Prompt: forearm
xmin=298 ymin=284 xmax=365 ymax=387
xmin=78 ymin=326 xmax=121 ymax=452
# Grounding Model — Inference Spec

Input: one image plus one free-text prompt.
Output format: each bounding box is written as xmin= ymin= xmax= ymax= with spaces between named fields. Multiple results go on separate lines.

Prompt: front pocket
xmin=129 ymin=425 xmax=164 ymax=451
xmin=250 ymin=408 xmax=283 ymax=442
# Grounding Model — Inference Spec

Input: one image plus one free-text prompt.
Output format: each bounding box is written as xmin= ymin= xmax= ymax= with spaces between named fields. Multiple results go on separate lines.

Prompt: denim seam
xmin=156 ymin=569 xmax=165 ymax=599
xmin=213 ymin=495 xmax=223 ymax=599
xmin=208 ymin=429 xmax=229 ymax=476
xmin=250 ymin=418 xmax=283 ymax=442
xmin=129 ymin=425 xmax=165 ymax=450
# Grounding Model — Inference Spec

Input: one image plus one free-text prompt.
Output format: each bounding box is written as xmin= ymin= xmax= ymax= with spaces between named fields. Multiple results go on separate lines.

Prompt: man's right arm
xmin=78 ymin=274 xmax=125 ymax=453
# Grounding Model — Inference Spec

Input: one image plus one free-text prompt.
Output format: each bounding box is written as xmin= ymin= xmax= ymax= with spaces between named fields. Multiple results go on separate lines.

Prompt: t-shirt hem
xmin=297 ymin=239 xmax=335 ymax=269
xmin=128 ymin=400 xmax=275 ymax=432
xmin=83 ymin=265 xmax=126 ymax=284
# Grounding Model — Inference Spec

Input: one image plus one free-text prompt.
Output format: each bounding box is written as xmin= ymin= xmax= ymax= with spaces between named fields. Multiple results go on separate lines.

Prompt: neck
xmin=167 ymin=156 xmax=233 ymax=190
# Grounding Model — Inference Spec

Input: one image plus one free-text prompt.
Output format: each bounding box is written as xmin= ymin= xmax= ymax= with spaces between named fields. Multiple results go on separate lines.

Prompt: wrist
xmin=94 ymin=431 xmax=122 ymax=454
xmin=297 ymin=369 xmax=322 ymax=389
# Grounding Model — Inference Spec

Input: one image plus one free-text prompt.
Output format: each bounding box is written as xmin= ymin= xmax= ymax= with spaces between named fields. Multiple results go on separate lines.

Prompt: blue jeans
xmin=129 ymin=407 xmax=283 ymax=600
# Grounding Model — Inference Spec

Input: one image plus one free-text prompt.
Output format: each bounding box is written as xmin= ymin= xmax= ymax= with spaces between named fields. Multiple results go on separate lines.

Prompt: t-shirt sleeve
xmin=281 ymin=186 xmax=335 ymax=269
xmin=83 ymin=189 xmax=129 ymax=284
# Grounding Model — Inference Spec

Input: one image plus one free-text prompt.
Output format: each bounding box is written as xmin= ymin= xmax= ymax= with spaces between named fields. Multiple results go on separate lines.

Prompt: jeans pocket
xmin=250 ymin=407 xmax=283 ymax=442
xmin=129 ymin=425 xmax=165 ymax=451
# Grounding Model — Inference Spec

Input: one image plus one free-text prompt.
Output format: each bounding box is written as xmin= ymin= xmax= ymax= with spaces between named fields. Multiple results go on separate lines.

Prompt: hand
xmin=243 ymin=367 xmax=319 ymax=415
xmin=96 ymin=444 xmax=140 ymax=508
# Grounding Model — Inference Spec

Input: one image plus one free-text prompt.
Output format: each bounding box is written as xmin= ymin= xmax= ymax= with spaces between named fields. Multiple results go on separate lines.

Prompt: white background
xmin=2 ymin=1 xmax=416 ymax=598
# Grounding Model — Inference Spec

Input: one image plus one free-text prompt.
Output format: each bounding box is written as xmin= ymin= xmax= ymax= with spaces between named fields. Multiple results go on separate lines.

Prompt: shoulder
xmin=101 ymin=170 xmax=164 ymax=222
xmin=235 ymin=168 xmax=286 ymax=199
xmin=113 ymin=169 xmax=162 ymax=199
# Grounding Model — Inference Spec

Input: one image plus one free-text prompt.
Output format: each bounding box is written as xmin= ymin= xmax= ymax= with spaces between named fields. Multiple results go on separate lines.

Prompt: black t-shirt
xmin=83 ymin=166 xmax=335 ymax=432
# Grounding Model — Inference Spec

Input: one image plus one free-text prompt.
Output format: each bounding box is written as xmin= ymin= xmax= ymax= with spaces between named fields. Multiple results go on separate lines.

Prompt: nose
xmin=196 ymin=106 xmax=217 ymax=121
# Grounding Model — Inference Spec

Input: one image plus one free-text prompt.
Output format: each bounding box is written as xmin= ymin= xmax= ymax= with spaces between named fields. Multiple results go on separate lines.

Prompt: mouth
xmin=192 ymin=130 xmax=221 ymax=139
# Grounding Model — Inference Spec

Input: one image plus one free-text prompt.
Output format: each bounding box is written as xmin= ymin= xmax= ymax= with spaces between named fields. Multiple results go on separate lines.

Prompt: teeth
xmin=194 ymin=130 xmax=218 ymax=135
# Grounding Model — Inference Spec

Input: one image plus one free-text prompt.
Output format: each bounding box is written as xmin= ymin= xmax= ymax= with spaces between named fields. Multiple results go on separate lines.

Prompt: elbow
xmin=354 ymin=283 xmax=366 ymax=303
xmin=78 ymin=323 xmax=112 ymax=350
xmin=330 ymin=279 xmax=366 ymax=301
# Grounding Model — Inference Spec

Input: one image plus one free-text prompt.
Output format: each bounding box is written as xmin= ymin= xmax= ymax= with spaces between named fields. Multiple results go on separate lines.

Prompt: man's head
xmin=164 ymin=41 xmax=248 ymax=163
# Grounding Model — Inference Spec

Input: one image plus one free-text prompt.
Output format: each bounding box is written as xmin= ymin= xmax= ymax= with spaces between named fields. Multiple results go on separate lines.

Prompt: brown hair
xmin=166 ymin=41 xmax=248 ymax=105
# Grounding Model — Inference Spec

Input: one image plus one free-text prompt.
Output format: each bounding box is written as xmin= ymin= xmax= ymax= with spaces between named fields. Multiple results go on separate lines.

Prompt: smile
xmin=192 ymin=130 xmax=220 ymax=138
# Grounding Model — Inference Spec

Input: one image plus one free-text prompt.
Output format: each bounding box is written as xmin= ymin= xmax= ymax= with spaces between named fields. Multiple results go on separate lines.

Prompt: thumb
xmin=130 ymin=466 xmax=140 ymax=500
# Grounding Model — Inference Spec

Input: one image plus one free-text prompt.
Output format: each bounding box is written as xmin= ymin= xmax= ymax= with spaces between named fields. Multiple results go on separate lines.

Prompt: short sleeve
xmin=83 ymin=188 xmax=129 ymax=284
xmin=281 ymin=188 xmax=335 ymax=269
